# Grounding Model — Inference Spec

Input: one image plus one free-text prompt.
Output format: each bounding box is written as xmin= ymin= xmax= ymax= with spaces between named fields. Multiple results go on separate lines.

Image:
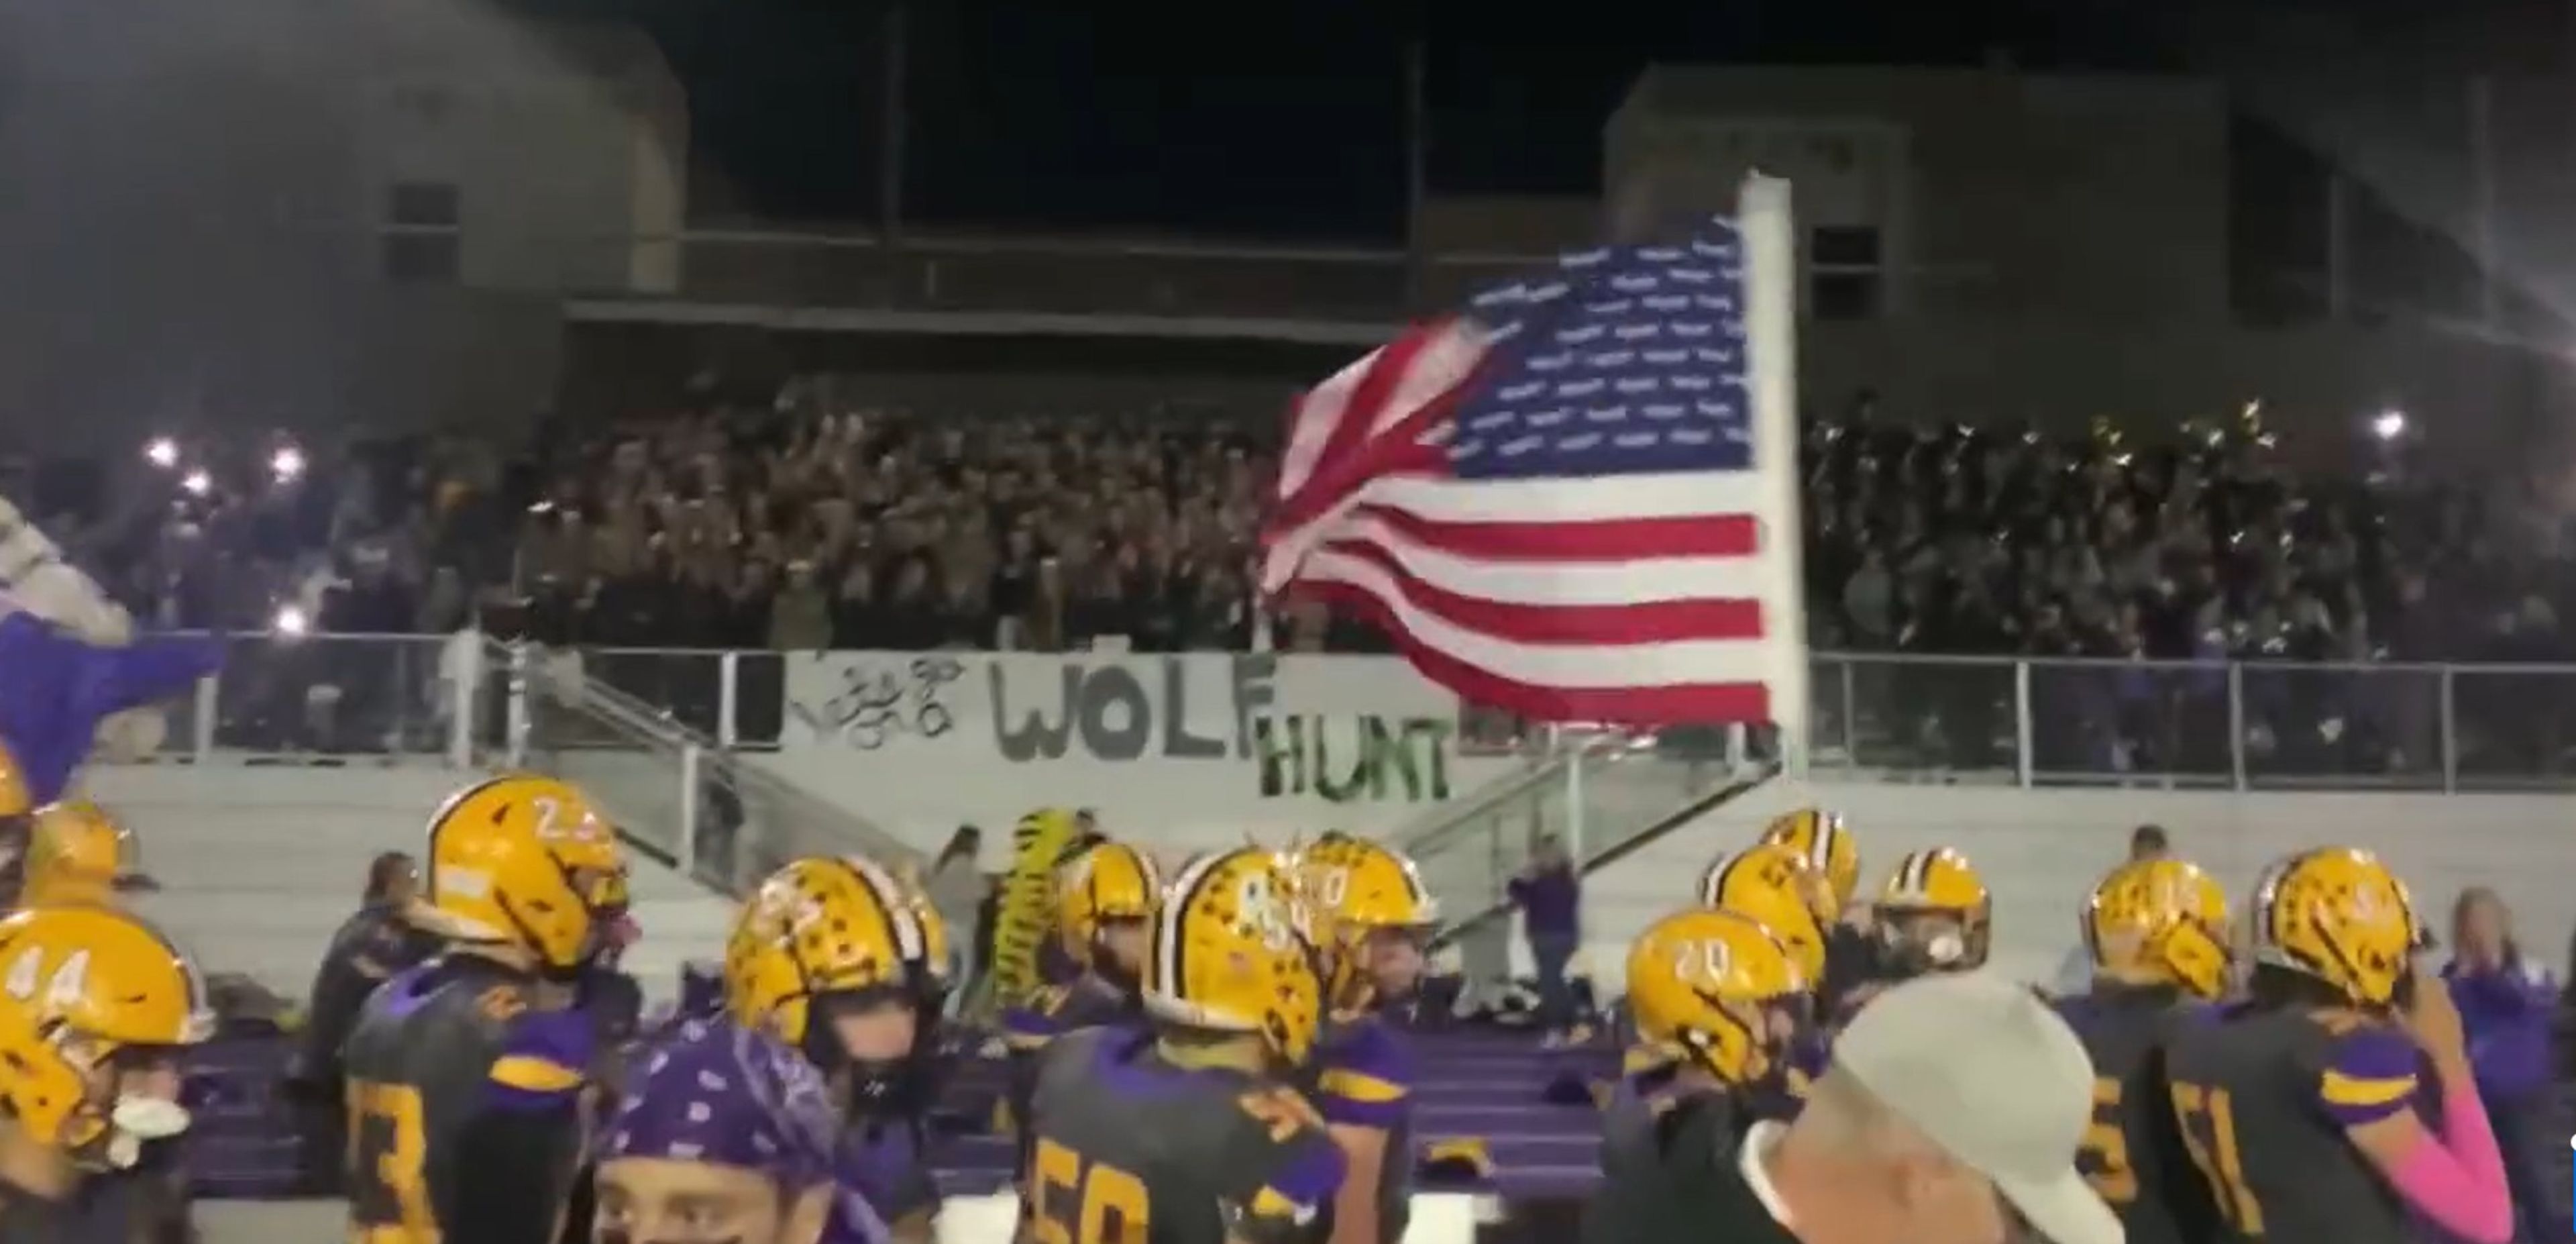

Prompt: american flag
xmin=1260 ymin=193 xmax=1805 ymax=727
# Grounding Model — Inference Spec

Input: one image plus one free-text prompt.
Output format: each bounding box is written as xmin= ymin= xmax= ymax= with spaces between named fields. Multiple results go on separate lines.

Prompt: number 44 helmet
xmin=0 ymin=906 xmax=213 ymax=1167
xmin=1142 ymin=847 xmax=1322 ymax=1066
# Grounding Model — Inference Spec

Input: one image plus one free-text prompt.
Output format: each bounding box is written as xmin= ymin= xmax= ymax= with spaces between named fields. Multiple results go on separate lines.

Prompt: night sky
xmin=505 ymin=0 xmax=2531 ymax=241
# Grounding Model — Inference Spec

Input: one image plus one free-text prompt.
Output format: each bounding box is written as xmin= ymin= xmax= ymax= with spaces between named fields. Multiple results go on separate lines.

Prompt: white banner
xmin=768 ymin=651 xmax=1523 ymax=851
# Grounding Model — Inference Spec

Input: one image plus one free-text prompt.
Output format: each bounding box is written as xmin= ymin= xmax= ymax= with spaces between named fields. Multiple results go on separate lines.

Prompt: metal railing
xmin=144 ymin=636 xmax=2576 ymax=794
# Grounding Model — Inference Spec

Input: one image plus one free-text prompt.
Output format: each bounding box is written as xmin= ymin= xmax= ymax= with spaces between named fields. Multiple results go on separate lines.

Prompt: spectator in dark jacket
xmin=2445 ymin=886 xmax=2558 ymax=1242
xmin=1507 ymin=835 xmax=1586 ymax=1047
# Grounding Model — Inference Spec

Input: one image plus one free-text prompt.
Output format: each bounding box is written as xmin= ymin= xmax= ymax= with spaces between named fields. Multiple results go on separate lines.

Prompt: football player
xmin=2163 ymin=848 xmax=2512 ymax=1244
xmin=593 ymin=1017 xmax=868 ymax=1244
xmin=1696 ymin=844 xmax=1829 ymax=984
xmin=1025 ymin=845 xmax=1344 ymax=1244
xmin=339 ymin=774 xmax=631 ymax=1244
xmin=289 ymin=851 xmax=439 ymax=1194
xmin=17 ymin=801 xmax=154 ymax=909
xmin=1858 ymin=847 xmax=1990 ymax=996
xmin=1002 ymin=837 xmax=1159 ymax=1049
xmin=2052 ymin=858 xmax=2232 ymax=1244
xmin=724 ymin=855 xmax=950 ymax=1244
xmin=1586 ymin=907 xmax=1811 ymax=1244
xmin=1756 ymin=809 xmax=1873 ymax=1003
xmin=1296 ymin=833 xmax=1433 ymax=1244
xmin=0 ymin=906 xmax=213 ymax=1242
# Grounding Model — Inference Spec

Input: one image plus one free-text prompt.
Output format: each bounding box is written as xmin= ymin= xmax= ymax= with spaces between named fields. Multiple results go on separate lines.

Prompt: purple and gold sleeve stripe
xmin=2316 ymin=1025 xmax=2420 ymax=1127
xmin=1316 ymin=1066 xmax=1409 ymax=1129
xmin=486 ymin=1011 xmax=595 ymax=1112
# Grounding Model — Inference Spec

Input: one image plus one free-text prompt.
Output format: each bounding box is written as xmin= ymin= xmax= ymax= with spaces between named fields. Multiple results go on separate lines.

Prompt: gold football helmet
xmin=1297 ymin=833 xmax=1436 ymax=1013
xmin=423 ymin=775 xmax=629 ymax=974
xmin=2086 ymin=858 xmax=2231 ymax=998
xmin=1625 ymin=908 xmax=1809 ymax=1084
xmin=1760 ymin=808 xmax=1859 ymax=918
xmin=22 ymin=802 xmax=151 ymax=908
xmin=1142 ymin=847 xmax=1322 ymax=1066
xmin=1697 ymin=843 xmax=1828 ymax=982
xmin=1874 ymin=847 xmax=1992 ymax=972
xmin=1055 ymin=839 xmax=1161 ymax=972
xmin=2249 ymin=847 xmax=2423 ymax=1007
xmin=0 ymin=906 xmax=212 ymax=1165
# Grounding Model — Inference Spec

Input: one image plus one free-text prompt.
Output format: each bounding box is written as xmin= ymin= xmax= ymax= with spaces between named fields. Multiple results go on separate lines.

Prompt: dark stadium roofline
xmin=559 ymin=299 xmax=1401 ymax=346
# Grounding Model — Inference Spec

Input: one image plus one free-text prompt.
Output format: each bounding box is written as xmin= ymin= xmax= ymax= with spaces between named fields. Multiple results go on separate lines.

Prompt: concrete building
xmin=0 ymin=0 xmax=680 ymax=453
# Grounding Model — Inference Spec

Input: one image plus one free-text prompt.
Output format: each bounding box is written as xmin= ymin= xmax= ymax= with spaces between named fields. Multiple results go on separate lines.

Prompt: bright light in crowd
xmin=270 ymin=446 xmax=305 ymax=482
xmin=180 ymin=470 xmax=212 ymax=497
xmin=273 ymin=605 xmax=309 ymax=637
xmin=2372 ymin=411 xmax=2407 ymax=441
xmin=144 ymin=437 xmax=178 ymax=469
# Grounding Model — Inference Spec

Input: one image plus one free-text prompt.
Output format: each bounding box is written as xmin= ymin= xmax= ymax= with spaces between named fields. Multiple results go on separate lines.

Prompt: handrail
xmin=1389 ymin=735 xmax=1618 ymax=858
xmin=1426 ymin=764 xmax=1779 ymax=953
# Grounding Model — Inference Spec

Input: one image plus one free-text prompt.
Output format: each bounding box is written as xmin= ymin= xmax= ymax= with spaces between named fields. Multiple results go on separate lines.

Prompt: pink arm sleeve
xmin=2383 ymin=1078 xmax=2514 ymax=1244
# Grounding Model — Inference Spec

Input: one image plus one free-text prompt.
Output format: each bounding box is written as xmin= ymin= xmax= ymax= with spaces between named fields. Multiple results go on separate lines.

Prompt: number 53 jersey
xmin=340 ymin=956 xmax=598 ymax=1243
xmin=2159 ymin=1003 xmax=2422 ymax=1244
xmin=1026 ymin=1027 xmax=1347 ymax=1244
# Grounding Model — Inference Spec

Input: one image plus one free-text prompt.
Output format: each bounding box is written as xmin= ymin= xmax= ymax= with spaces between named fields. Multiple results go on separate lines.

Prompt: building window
xmin=381 ymin=181 xmax=460 ymax=284
xmin=1808 ymin=224 xmax=1883 ymax=321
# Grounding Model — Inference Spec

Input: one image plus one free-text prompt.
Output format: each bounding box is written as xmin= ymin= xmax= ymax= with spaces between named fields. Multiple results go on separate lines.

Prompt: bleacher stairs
xmin=103 ymin=761 xmax=731 ymax=1006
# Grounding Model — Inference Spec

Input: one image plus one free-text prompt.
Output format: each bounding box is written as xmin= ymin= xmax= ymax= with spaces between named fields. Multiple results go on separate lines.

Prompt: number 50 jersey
xmin=339 ymin=957 xmax=597 ymax=1244
xmin=1027 ymin=1027 xmax=1346 ymax=1244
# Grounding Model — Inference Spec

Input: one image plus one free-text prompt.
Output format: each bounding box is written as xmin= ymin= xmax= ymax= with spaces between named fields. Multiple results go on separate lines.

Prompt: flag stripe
xmin=1304 ymin=541 xmax=1764 ymax=645
xmin=1292 ymin=548 xmax=1773 ymax=684
xmin=1291 ymin=578 xmax=1774 ymax=724
xmin=1279 ymin=321 xmax=1485 ymax=503
xmin=1340 ymin=499 xmax=1762 ymax=563
xmin=1314 ymin=519 xmax=1758 ymax=607
xmin=1313 ymin=468 xmax=1762 ymax=525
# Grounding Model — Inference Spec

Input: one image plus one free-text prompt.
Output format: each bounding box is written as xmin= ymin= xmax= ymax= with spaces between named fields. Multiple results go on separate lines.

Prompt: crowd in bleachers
xmin=34 ymin=383 xmax=2576 ymax=776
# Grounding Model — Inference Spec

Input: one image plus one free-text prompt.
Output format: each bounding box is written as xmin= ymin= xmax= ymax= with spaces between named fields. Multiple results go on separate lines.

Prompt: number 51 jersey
xmin=1026 ymin=1027 xmax=1346 ymax=1244
xmin=339 ymin=957 xmax=597 ymax=1242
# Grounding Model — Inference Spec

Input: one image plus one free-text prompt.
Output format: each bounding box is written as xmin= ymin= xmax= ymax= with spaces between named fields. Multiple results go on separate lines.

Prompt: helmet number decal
xmin=1672 ymin=938 xmax=1733 ymax=982
xmin=2 ymin=945 xmax=89 ymax=1010
xmin=531 ymin=796 xmax=568 ymax=839
xmin=1309 ymin=866 xmax=1350 ymax=912
xmin=1236 ymin=874 xmax=1297 ymax=953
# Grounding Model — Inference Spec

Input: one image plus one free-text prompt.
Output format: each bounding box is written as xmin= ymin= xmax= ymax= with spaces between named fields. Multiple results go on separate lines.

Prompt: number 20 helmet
xmin=2086 ymin=858 xmax=2232 ymax=998
xmin=2249 ymin=847 xmax=2424 ymax=1008
xmin=1142 ymin=847 xmax=1322 ymax=1066
xmin=1297 ymin=833 xmax=1436 ymax=1013
xmin=423 ymin=775 xmax=629 ymax=975
xmin=0 ymin=906 xmax=212 ymax=1161
xmin=1625 ymin=908 xmax=1809 ymax=1084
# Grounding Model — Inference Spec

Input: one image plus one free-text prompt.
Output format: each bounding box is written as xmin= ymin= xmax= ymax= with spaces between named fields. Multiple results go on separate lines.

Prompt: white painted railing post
xmin=678 ymin=743 xmax=701 ymax=872
xmin=504 ymin=642 xmax=532 ymax=768
xmin=2438 ymin=665 xmax=2458 ymax=794
xmin=447 ymin=632 xmax=482 ymax=769
xmin=2012 ymin=660 xmax=2035 ymax=788
xmin=718 ymin=650 xmax=740 ymax=749
xmin=191 ymin=672 xmax=218 ymax=764
xmin=2226 ymin=663 xmax=2247 ymax=791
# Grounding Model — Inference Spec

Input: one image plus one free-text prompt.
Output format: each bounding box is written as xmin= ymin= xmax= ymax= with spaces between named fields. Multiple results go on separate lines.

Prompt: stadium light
xmin=144 ymin=437 xmax=178 ymax=469
xmin=271 ymin=446 xmax=305 ymax=482
xmin=2371 ymin=411 xmax=2407 ymax=440
xmin=273 ymin=604 xmax=309 ymax=637
xmin=181 ymin=470 xmax=212 ymax=497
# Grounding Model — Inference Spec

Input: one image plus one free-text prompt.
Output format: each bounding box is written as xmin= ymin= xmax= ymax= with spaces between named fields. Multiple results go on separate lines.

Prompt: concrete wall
xmin=1572 ymin=778 xmax=2574 ymax=996
xmin=100 ymin=762 xmax=730 ymax=1004
xmin=0 ymin=0 xmax=679 ymax=451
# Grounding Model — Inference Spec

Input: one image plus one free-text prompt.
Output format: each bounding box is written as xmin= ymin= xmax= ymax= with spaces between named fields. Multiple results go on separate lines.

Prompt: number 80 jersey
xmin=1026 ymin=1027 xmax=1346 ymax=1244
xmin=339 ymin=957 xmax=598 ymax=1243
